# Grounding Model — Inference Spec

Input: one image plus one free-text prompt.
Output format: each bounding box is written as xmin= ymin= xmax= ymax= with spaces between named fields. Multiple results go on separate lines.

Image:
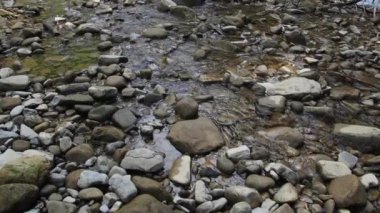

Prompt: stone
xmin=132 ymin=176 xmax=172 ymax=202
xmin=142 ymin=27 xmax=168 ymax=39
xmin=258 ymin=127 xmax=304 ymax=148
xmin=106 ymin=75 xmax=127 ymax=89
xmin=88 ymin=105 xmax=118 ymax=122
xmin=46 ymin=201 xmax=77 ymax=213
xmin=226 ymin=145 xmax=251 ymax=162
xmin=112 ymin=108 xmax=137 ymax=131
xmin=56 ymin=83 xmax=90 ymax=95
xmin=230 ymin=201 xmax=251 ymax=213
xmin=116 ymin=194 xmax=174 ymax=213
xmin=0 ymin=184 xmax=39 ymax=213
xmin=360 ymin=173 xmax=379 ymax=189
xmin=225 ymin=186 xmax=262 ymax=208
xmin=58 ymin=94 xmax=94 ymax=106
xmin=109 ymin=166 xmax=127 ymax=177
xmin=174 ymin=97 xmax=198 ymax=119
xmin=20 ymin=124 xmax=38 ymax=139
xmin=98 ymin=55 xmax=128 ymax=66
xmin=264 ymin=163 xmax=298 ymax=184
xmin=260 ymin=77 xmax=321 ymax=98
xmin=216 ymin=154 xmax=235 ymax=175
xmin=195 ymin=198 xmax=227 ymax=213
xmin=16 ymin=48 xmax=32 ymax=57
xmin=92 ymin=126 xmax=125 ymax=142
xmin=169 ymin=155 xmax=191 ymax=185
xmin=76 ymin=23 xmax=101 ymax=35
xmin=109 ymin=174 xmax=137 ymax=202
xmin=65 ymin=144 xmax=94 ymax=164
xmin=273 ymin=204 xmax=294 ymax=213
xmin=333 ymin=124 xmax=380 ymax=153
xmin=257 ymin=96 xmax=286 ymax=112
xmin=79 ymin=187 xmax=103 ymax=200
xmin=120 ymin=148 xmax=164 ymax=173
xmin=65 ymin=169 xmax=85 ymax=189
xmin=0 ymin=67 xmax=14 ymax=79
xmin=328 ymin=175 xmax=367 ymax=208
xmin=88 ymin=86 xmax=118 ymax=100
xmin=0 ymin=156 xmax=51 ymax=186
xmin=195 ymin=180 xmax=212 ymax=203
xmin=0 ymin=97 xmax=21 ymax=110
xmin=317 ymin=160 xmax=352 ymax=179
xmin=77 ymin=170 xmax=108 ymax=188
xmin=285 ymin=30 xmax=306 ymax=45
xmin=12 ymin=139 xmax=30 ymax=151
xmin=59 ymin=136 xmax=72 ymax=152
xmin=246 ymin=175 xmax=275 ymax=191
xmin=167 ymin=117 xmax=225 ymax=155
xmin=273 ymin=183 xmax=298 ymax=203
xmin=330 ymin=86 xmax=360 ymax=100
xmin=0 ymin=75 xmax=30 ymax=91
xmin=10 ymin=105 xmax=24 ymax=116
xmin=338 ymin=151 xmax=358 ymax=169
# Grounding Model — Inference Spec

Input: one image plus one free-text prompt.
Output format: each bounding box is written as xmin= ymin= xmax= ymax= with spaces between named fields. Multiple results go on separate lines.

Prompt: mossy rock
xmin=0 ymin=183 xmax=39 ymax=213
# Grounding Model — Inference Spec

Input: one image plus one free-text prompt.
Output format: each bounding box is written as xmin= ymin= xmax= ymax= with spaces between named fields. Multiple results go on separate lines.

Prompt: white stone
xmin=78 ymin=170 xmax=108 ymax=188
xmin=195 ymin=180 xmax=212 ymax=203
xmin=360 ymin=173 xmax=379 ymax=189
xmin=39 ymin=132 xmax=54 ymax=146
xmin=260 ymin=77 xmax=321 ymax=97
xmin=226 ymin=145 xmax=250 ymax=161
xmin=169 ymin=155 xmax=191 ymax=185
xmin=317 ymin=160 xmax=351 ymax=179
xmin=273 ymin=183 xmax=298 ymax=203
xmin=10 ymin=105 xmax=24 ymax=116
xmin=20 ymin=124 xmax=38 ymax=139
xmin=257 ymin=96 xmax=286 ymax=112
xmin=0 ymin=149 xmax=22 ymax=169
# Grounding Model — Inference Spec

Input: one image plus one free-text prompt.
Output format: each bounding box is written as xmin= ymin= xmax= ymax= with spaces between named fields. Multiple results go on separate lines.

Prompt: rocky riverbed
xmin=0 ymin=0 xmax=380 ymax=212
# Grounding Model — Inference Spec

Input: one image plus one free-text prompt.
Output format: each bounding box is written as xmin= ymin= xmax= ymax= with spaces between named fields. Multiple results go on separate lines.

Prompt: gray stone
xmin=169 ymin=155 xmax=191 ymax=185
xmin=142 ymin=27 xmax=168 ymax=39
xmin=20 ymin=124 xmax=38 ymax=139
xmin=76 ymin=23 xmax=101 ymax=35
xmin=56 ymin=83 xmax=90 ymax=95
xmin=258 ymin=127 xmax=304 ymax=148
xmin=109 ymin=174 xmax=137 ymax=202
xmin=0 ymin=184 xmax=39 ymax=213
xmin=112 ymin=108 xmax=137 ymax=131
xmin=225 ymin=186 xmax=262 ymax=208
xmin=195 ymin=180 xmax=212 ymax=203
xmin=0 ymin=67 xmax=14 ymax=79
xmin=77 ymin=170 xmax=108 ymax=188
xmin=273 ymin=183 xmax=298 ymax=203
xmin=88 ymin=86 xmax=118 ymax=100
xmin=46 ymin=201 xmax=77 ymax=213
xmin=226 ymin=145 xmax=251 ymax=162
xmin=98 ymin=55 xmax=128 ymax=66
xmin=88 ymin=105 xmax=118 ymax=122
xmin=360 ymin=173 xmax=378 ymax=189
xmin=257 ymin=96 xmax=286 ymax=112
xmin=333 ymin=124 xmax=380 ymax=153
xmin=261 ymin=77 xmax=321 ymax=98
xmin=246 ymin=175 xmax=275 ymax=192
xmin=79 ymin=187 xmax=103 ymax=200
xmin=338 ymin=151 xmax=358 ymax=169
xmin=174 ymin=97 xmax=198 ymax=119
xmin=58 ymin=94 xmax=94 ymax=106
xmin=0 ymin=75 xmax=30 ymax=91
xmin=216 ymin=154 xmax=235 ymax=175
xmin=121 ymin=148 xmax=164 ymax=172
xmin=230 ymin=201 xmax=251 ymax=213
xmin=195 ymin=198 xmax=227 ymax=213
xmin=317 ymin=160 xmax=351 ymax=179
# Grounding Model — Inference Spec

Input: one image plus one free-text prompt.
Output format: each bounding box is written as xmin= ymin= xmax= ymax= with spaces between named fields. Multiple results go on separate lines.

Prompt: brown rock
xmin=328 ymin=175 xmax=367 ymax=208
xmin=0 ymin=97 xmax=21 ymax=110
xmin=116 ymin=194 xmax=174 ymax=213
xmin=131 ymin=176 xmax=172 ymax=202
xmin=65 ymin=169 xmax=85 ymax=189
xmin=65 ymin=144 xmax=94 ymax=164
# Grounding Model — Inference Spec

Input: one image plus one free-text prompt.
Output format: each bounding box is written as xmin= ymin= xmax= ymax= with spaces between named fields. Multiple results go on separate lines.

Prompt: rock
xmin=285 ymin=30 xmax=306 ymax=45
xmin=226 ymin=145 xmax=251 ymax=162
xmin=195 ymin=180 xmax=212 ymax=203
xmin=0 ymin=75 xmax=30 ymax=91
xmin=273 ymin=183 xmax=298 ymax=203
xmin=88 ymin=86 xmax=118 ymax=100
xmin=112 ymin=108 xmax=137 ymax=131
xmin=59 ymin=94 xmax=94 ymax=106
xmin=142 ymin=27 xmax=168 ymax=39
xmin=225 ymin=186 xmax=262 ymax=208
xmin=174 ymin=97 xmax=198 ymax=119
xmin=0 ymin=97 xmax=21 ymax=110
xmin=143 ymin=93 xmax=163 ymax=106
xmin=20 ymin=124 xmax=38 ymax=139
xmin=88 ymin=105 xmax=118 ymax=122
xmin=132 ymin=176 xmax=172 ymax=202
xmin=109 ymin=175 xmax=138 ymax=202
xmin=0 ymin=129 xmax=18 ymax=141
xmin=195 ymin=198 xmax=227 ymax=213
xmin=12 ymin=139 xmax=30 ymax=151
xmin=79 ymin=187 xmax=103 ymax=201
xmin=16 ymin=48 xmax=32 ymax=57
xmin=230 ymin=201 xmax=251 ymax=213
xmin=0 ymin=156 xmax=51 ymax=186
xmin=158 ymin=0 xmax=177 ymax=12
xmin=273 ymin=204 xmax=294 ymax=213
xmin=98 ymin=55 xmax=128 ymax=66
xmin=65 ymin=169 xmax=85 ymax=189
xmin=77 ymin=170 xmax=108 ymax=188
xmin=317 ymin=160 xmax=352 ymax=179
xmin=167 ymin=117 xmax=225 ymax=155
xmin=65 ymin=144 xmax=94 ymax=164
xmin=216 ymin=153 xmax=235 ymax=175
xmin=169 ymin=155 xmax=191 ymax=185
xmin=120 ymin=148 xmax=164 ymax=173
xmin=328 ymin=175 xmax=367 ymax=208
xmin=330 ymin=86 xmax=360 ymax=100
xmin=264 ymin=163 xmax=298 ymax=184
xmin=246 ymin=175 xmax=275 ymax=191
xmin=257 ymin=96 xmax=286 ymax=112
xmin=333 ymin=124 xmax=380 ymax=153
xmin=117 ymin=194 xmax=174 ymax=213
xmin=170 ymin=5 xmax=197 ymax=19
xmin=360 ymin=173 xmax=379 ymax=189
xmin=56 ymin=83 xmax=90 ymax=95
xmin=106 ymin=75 xmax=127 ymax=89
xmin=0 ymin=183 xmax=39 ymax=213
xmin=92 ymin=126 xmax=125 ymax=142
xmin=76 ymin=23 xmax=101 ymax=35
xmin=258 ymin=127 xmax=304 ymax=148
xmin=338 ymin=151 xmax=358 ymax=169
xmin=261 ymin=77 xmax=321 ymax=98
xmin=46 ymin=201 xmax=77 ymax=213
xmin=0 ymin=67 xmax=14 ymax=79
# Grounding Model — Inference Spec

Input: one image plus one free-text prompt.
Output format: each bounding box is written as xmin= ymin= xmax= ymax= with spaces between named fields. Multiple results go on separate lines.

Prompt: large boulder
xmin=167 ymin=117 xmax=225 ymax=155
xmin=328 ymin=175 xmax=367 ymax=208
xmin=0 ymin=75 xmax=30 ymax=91
xmin=333 ymin=124 xmax=380 ymax=153
xmin=260 ymin=77 xmax=321 ymax=98
xmin=0 ymin=156 xmax=51 ymax=186
xmin=116 ymin=194 xmax=174 ymax=213
xmin=0 ymin=184 xmax=39 ymax=213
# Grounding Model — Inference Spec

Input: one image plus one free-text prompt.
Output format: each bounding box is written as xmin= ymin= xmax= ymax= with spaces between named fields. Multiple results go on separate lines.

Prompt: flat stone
xmin=260 ymin=77 xmax=321 ymax=98
xmin=328 ymin=175 xmax=367 ymax=208
xmin=76 ymin=23 xmax=101 ymax=35
xmin=0 ymin=97 xmax=21 ymax=110
xmin=0 ymin=75 xmax=30 ymax=91
xmin=88 ymin=86 xmax=118 ymax=100
xmin=65 ymin=144 xmax=94 ymax=164
xmin=117 ymin=194 xmax=174 ymax=213
xmin=333 ymin=124 xmax=380 ymax=153
xmin=92 ymin=126 xmax=125 ymax=142
xmin=169 ymin=155 xmax=191 ymax=185
xmin=174 ymin=97 xmax=198 ymax=119
xmin=257 ymin=96 xmax=286 ymax=112
xmin=273 ymin=183 xmax=298 ymax=203
xmin=58 ymin=94 xmax=94 ymax=106
xmin=258 ymin=127 xmax=304 ymax=148
xmin=46 ymin=201 xmax=77 ymax=213
xmin=246 ymin=175 xmax=275 ymax=191
xmin=79 ymin=187 xmax=103 ymax=200
xmin=226 ymin=145 xmax=251 ymax=162
xmin=112 ymin=108 xmax=137 ymax=131
xmin=88 ymin=105 xmax=118 ymax=122
xmin=195 ymin=180 xmax=212 ymax=203
xmin=77 ymin=170 xmax=108 ymax=188
xmin=120 ymin=148 xmax=164 ymax=173
xmin=317 ymin=160 xmax=351 ymax=179
xmin=338 ymin=151 xmax=358 ymax=169
xmin=109 ymin=174 xmax=137 ymax=202
xmin=167 ymin=117 xmax=225 ymax=155
xmin=56 ymin=83 xmax=90 ymax=95
xmin=225 ymin=186 xmax=262 ymax=208
xmin=230 ymin=201 xmax=251 ymax=213
xmin=142 ymin=27 xmax=168 ymax=39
